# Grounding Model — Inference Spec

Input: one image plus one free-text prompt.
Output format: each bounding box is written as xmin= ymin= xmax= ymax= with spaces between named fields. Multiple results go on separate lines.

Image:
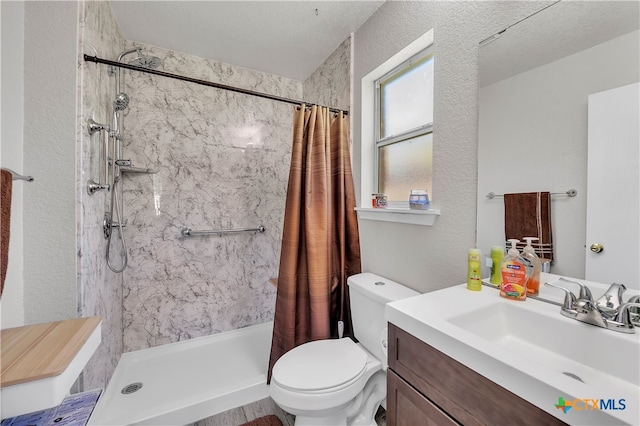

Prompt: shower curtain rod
xmin=84 ymin=55 xmax=348 ymax=116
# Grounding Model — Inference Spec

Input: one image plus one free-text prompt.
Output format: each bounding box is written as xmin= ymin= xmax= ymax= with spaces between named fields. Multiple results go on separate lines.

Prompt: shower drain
xmin=121 ymin=382 xmax=143 ymax=394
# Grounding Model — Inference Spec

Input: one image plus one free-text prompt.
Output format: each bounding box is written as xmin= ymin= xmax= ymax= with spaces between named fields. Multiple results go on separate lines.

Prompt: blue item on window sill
xmin=409 ymin=189 xmax=431 ymax=210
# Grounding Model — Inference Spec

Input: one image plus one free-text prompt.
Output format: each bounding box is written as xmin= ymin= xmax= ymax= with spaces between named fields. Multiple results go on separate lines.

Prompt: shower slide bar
xmin=84 ymin=55 xmax=348 ymax=116
xmin=181 ymin=225 xmax=266 ymax=237
xmin=486 ymin=189 xmax=577 ymax=199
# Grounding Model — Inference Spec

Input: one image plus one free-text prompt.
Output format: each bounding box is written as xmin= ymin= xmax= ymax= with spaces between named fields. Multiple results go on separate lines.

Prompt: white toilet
xmin=270 ymin=273 xmax=419 ymax=426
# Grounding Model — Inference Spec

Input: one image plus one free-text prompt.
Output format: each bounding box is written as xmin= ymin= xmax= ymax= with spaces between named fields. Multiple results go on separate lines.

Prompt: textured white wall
xmin=477 ymin=30 xmax=640 ymax=280
xmin=22 ymin=2 xmax=78 ymax=324
xmin=0 ymin=2 xmax=25 ymax=328
xmin=352 ymin=1 xmax=549 ymax=293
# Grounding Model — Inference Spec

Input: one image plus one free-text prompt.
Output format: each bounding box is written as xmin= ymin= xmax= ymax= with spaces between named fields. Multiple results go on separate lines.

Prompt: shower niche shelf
xmin=120 ymin=166 xmax=158 ymax=175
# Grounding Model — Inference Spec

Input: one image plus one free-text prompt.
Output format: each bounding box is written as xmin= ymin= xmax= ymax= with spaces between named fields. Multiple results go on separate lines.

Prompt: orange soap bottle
xmin=500 ymin=239 xmax=530 ymax=301
xmin=521 ymin=237 xmax=542 ymax=295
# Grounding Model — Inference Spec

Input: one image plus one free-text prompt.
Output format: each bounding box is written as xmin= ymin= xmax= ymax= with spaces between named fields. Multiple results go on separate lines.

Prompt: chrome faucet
xmin=595 ymin=283 xmax=626 ymax=318
xmin=545 ymin=279 xmax=639 ymax=334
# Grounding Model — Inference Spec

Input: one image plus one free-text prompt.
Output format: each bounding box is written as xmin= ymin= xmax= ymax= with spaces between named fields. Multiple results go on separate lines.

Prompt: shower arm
xmin=115 ymin=48 xmax=140 ymax=95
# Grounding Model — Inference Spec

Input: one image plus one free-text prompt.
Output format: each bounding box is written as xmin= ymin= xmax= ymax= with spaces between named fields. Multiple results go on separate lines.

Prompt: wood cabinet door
xmin=388 ymin=324 xmax=566 ymax=426
xmin=387 ymin=369 xmax=458 ymax=426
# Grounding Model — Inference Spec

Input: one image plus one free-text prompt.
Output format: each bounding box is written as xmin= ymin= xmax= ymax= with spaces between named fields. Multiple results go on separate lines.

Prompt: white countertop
xmin=385 ymin=273 xmax=640 ymax=426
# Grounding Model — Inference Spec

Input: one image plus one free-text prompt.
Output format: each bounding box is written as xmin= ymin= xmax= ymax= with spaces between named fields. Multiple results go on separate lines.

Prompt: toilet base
xmin=294 ymin=412 xmax=349 ymax=426
xmin=286 ymin=370 xmax=386 ymax=426
xmin=346 ymin=370 xmax=386 ymax=426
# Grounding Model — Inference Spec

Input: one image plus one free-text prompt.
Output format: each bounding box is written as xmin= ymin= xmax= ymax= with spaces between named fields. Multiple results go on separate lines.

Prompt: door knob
xmin=590 ymin=243 xmax=604 ymax=253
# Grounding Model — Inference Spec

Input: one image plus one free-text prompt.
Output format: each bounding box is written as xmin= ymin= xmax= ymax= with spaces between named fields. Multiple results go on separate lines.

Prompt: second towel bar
xmin=486 ymin=189 xmax=577 ymax=199
xmin=181 ymin=225 xmax=265 ymax=237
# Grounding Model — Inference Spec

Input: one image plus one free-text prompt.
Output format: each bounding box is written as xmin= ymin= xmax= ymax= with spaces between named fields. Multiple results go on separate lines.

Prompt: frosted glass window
xmin=378 ymin=133 xmax=432 ymax=201
xmin=379 ymin=53 xmax=433 ymax=139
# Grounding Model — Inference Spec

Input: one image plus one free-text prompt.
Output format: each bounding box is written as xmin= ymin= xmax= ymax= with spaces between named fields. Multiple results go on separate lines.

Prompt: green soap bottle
xmin=467 ymin=248 xmax=482 ymax=291
xmin=490 ymin=245 xmax=504 ymax=285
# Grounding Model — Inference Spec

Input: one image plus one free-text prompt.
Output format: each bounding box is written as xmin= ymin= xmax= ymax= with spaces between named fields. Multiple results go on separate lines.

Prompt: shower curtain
xmin=268 ymin=105 xmax=361 ymax=381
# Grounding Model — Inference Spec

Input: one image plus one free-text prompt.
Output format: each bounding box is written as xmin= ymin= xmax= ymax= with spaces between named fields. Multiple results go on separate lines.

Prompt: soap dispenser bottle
xmin=500 ymin=239 xmax=530 ymax=301
xmin=521 ymin=237 xmax=542 ymax=295
xmin=490 ymin=245 xmax=504 ymax=285
xmin=467 ymin=248 xmax=482 ymax=291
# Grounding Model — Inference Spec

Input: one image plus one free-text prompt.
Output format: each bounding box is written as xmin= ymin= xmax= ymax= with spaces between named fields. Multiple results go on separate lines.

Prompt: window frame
xmin=359 ymin=28 xmax=435 ymax=210
xmin=373 ymin=47 xmax=434 ymax=198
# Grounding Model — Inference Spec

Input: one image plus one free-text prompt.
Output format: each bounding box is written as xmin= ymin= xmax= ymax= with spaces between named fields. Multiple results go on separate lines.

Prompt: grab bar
xmin=87 ymin=118 xmax=111 ymax=195
xmin=181 ymin=225 xmax=266 ymax=237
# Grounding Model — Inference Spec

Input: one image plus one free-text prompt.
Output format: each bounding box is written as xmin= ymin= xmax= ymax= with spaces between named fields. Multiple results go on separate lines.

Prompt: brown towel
xmin=1 ymin=169 xmax=13 ymax=297
xmin=504 ymin=192 xmax=554 ymax=261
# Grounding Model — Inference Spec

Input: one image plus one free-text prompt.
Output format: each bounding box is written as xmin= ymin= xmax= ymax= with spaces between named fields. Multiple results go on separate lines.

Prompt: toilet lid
xmin=273 ymin=338 xmax=368 ymax=392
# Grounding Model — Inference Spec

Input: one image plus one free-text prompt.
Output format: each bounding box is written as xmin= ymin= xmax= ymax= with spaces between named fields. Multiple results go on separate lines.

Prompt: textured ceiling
xmin=110 ymin=1 xmax=385 ymax=81
xmin=479 ymin=1 xmax=640 ymax=87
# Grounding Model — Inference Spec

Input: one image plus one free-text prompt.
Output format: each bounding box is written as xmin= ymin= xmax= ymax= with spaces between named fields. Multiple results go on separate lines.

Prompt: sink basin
xmin=448 ymin=302 xmax=639 ymax=389
xmin=386 ymin=276 xmax=640 ymax=425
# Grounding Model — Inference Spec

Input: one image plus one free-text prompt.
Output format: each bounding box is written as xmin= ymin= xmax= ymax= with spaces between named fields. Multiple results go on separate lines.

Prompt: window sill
xmin=355 ymin=206 xmax=440 ymax=226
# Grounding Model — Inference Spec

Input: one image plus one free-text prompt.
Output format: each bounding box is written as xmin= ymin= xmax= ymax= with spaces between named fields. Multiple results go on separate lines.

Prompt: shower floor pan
xmin=88 ymin=321 xmax=273 ymax=425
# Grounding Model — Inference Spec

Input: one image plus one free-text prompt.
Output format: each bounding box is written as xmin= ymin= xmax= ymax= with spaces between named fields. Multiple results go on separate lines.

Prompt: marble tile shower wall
xmin=120 ymin=43 xmax=303 ymax=351
xmin=77 ymin=1 xmax=126 ymax=390
xmin=303 ymin=37 xmax=351 ymax=113
xmin=76 ymin=1 xmax=351 ymax=381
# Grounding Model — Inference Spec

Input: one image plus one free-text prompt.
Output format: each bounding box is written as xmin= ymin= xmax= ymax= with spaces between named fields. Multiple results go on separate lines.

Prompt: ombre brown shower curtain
xmin=267 ymin=105 xmax=361 ymax=381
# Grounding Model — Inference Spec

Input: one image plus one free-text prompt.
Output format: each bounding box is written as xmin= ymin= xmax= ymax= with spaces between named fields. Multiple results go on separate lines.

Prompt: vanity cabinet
xmin=387 ymin=323 xmax=566 ymax=426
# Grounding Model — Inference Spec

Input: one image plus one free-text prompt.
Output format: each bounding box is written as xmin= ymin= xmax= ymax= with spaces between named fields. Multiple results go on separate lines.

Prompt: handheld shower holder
xmin=103 ymin=212 xmax=128 ymax=239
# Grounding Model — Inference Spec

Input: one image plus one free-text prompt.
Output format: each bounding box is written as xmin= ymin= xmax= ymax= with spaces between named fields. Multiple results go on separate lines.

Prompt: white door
xmin=585 ymin=82 xmax=639 ymax=288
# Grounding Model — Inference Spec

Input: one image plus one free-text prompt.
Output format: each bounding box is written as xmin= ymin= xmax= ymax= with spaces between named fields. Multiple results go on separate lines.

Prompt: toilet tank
xmin=347 ymin=273 xmax=419 ymax=366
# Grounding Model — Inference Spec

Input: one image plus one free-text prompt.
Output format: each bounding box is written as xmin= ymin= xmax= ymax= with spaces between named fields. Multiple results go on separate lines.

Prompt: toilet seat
xmin=272 ymin=338 xmax=368 ymax=393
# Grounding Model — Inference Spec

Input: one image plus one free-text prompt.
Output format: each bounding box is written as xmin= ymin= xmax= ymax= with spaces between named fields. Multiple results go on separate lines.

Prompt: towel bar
xmin=2 ymin=168 xmax=34 ymax=182
xmin=486 ymin=189 xmax=577 ymax=199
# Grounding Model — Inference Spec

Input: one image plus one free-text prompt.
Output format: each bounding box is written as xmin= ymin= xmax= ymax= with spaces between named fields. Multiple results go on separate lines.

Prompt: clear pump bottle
xmin=521 ymin=237 xmax=542 ymax=295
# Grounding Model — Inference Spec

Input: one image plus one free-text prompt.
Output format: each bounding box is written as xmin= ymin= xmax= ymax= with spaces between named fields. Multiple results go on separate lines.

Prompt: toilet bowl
xmin=270 ymin=273 xmax=419 ymax=426
xmin=270 ymin=339 xmax=383 ymax=425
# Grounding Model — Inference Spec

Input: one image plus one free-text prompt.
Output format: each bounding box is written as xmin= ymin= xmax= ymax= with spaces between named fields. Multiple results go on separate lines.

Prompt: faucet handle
xmin=611 ymin=302 xmax=640 ymax=332
xmin=545 ymin=282 xmax=578 ymax=310
xmin=558 ymin=278 xmax=594 ymax=302
xmin=626 ymin=295 xmax=639 ymax=305
xmin=627 ymin=296 xmax=640 ymax=324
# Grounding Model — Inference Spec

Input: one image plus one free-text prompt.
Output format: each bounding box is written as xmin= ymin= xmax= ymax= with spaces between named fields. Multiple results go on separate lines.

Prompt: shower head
xmin=114 ymin=92 xmax=130 ymax=111
xmin=129 ymin=55 xmax=162 ymax=70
